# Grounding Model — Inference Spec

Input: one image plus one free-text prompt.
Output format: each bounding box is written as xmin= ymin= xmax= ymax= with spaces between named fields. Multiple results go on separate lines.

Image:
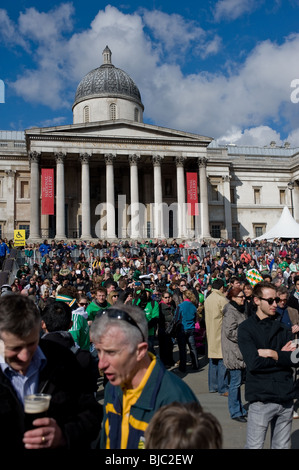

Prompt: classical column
xmin=129 ymin=154 xmax=140 ymax=238
xmin=152 ymin=154 xmax=164 ymax=238
xmin=79 ymin=153 xmax=92 ymax=239
xmin=175 ymin=155 xmax=186 ymax=239
xmin=55 ymin=152 xmax=66 ymax=239
xmin=29 ymin=151 xmax=41 ymax=239
xmin=223 ymin=175 xmax=232 ymax=239
xmin=105 ymin=153 xmax=116 ymax=239
xmin=198 ymin=157 xmax=211 ymax=238
xmin=5 ymin=170 xmax=16 ymax=239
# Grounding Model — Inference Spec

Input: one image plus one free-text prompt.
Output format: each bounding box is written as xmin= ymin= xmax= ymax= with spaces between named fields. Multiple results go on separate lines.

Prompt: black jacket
xmin=0 ymin=339 xmax=102 ymax=450
xmin=238 ymin=313 xmax=298 ymax=404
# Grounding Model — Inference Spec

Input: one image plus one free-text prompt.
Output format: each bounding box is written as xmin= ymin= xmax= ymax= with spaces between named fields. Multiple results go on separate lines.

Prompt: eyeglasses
xmin=112 ymin=294 xmax=119 ymax=298
xmin=258 ymin=297 xmax=280 ymax=305
xmin=163 ymin=296 xmax=170 ymax=299
xmin=236 ymin=295 xmax=245 ymax=299
xmin=102 ymin=308 xmax=146 ymax=342
xmin=79 ymin=302 xmax=87 ymax=306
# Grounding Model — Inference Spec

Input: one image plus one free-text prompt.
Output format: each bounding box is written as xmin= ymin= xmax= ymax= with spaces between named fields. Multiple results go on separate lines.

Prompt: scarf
xmin=230 ymin=300 xmax=245 ymax=313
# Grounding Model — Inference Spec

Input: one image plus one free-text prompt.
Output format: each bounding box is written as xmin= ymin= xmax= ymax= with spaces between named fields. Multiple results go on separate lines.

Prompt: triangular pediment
xmin=25 ymin=119 xmax=213 ymax=145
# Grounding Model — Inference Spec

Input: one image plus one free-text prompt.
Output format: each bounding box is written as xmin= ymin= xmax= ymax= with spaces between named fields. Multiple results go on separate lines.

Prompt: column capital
xmin=29 ymin=151 xmax=41 ymax=164
xmin=5 ymin=169 xmax=16 ymax=177
xmin=129 ymin=154 xmax=140 ymax=165
xmin=104 ymin=153 xmax=116 ymax=164
xmin=175 ymin=155 xmax=186 ymax=167
xmin=55 ymin=152 xmax=66 ymax=164
xmin=222 ymin=175 xmax=231 ymax=183
xmin=198 ymin=157 xmax=208 ymax=168
xmin=152 ymin=154 xmax=164 ymax=167
xmin=79 ymin=153 xmax=92 ymax=164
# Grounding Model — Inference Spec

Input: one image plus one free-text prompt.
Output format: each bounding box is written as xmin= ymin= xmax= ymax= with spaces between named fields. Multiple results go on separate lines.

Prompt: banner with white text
xmin=41 ymin=168 xmax=54 ymax=215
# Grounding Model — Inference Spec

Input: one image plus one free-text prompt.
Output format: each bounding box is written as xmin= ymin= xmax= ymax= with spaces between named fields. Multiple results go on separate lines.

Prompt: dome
xmin=73 ymin=46 xmax=144 ymax=109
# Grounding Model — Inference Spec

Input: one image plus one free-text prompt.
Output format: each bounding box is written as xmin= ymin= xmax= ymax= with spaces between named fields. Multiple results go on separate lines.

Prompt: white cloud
xmin=0 ymin=8 xmax=28 ymax=49
xmin=18 ymin=3 xmax=74 ymax=43
xmin=215 ymin=125 xmax=283 ymax=146
xmin=213 ymin=0 xmax=261 ymax=22
xmin=286 ymin=128 xmax=299 ymax=147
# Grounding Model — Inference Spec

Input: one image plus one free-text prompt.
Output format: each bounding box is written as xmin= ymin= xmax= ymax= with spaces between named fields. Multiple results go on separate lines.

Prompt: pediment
xmin=26 ymin=119 xmax=213 ymax=145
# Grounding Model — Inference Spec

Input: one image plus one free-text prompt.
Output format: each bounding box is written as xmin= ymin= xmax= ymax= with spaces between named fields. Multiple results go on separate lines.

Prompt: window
xmin=110 ymin=103 xmax=116 ymax=120
xmin=211 ymin=224 xmax=221 ymax=238
xmin=254 ymin=188 xmax=260 ymax=204
xmin=280 ymin=189 xmax=286 ymax=205
xmin=164 ymin=178 xmax=173 ymax=197
xmin=211 ymin=185 xmax=219 ymax=201
xmin=134 ymin=108 xmax=139 ymax=122
xmin=18 ymin=224 xmax=30 ymax=238
xmin=230 ymin=187 xmax=236 ymax=204
xmin=20 ymin=181 xmax=29 ymax=199
xmin=232 ymin=224 xmax=239 ymax=240
xmin=83 ymin=106 xmax=90 ymax=123
xmin=253 ymin=224 xmax=266 ymax=238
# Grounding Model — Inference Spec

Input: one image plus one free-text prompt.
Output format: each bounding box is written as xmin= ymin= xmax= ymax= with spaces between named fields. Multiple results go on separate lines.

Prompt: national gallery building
xmin=1 ymin=46 xmax=298 ymax=243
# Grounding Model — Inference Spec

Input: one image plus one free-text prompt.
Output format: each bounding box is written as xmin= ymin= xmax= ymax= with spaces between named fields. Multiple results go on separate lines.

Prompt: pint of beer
xmin=24 ymin=393 xmax=52 ymax=431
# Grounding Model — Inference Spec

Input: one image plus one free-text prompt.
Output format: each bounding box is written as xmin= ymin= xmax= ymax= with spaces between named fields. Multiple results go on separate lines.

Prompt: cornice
xmin=26 ymin=134 xmax=210 ymax=148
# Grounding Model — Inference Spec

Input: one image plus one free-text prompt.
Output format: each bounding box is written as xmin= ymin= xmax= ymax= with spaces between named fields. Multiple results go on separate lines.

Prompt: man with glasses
xmin=238 ymin=281 xmax=299 ymax=448
xmin=276 ymin=285 xmax=299 ymax=333
xmin=90 ymin=303 xmax=199 ymax=449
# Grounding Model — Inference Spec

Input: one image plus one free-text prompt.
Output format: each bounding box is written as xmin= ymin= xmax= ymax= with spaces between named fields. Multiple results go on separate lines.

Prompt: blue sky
xmin=1 ymin=0 xmax=299 ymax=146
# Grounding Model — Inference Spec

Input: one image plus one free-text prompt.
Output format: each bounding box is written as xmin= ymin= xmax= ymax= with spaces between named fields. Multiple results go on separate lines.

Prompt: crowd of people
xmin=2 ymin=235 xmax=299 ymax=449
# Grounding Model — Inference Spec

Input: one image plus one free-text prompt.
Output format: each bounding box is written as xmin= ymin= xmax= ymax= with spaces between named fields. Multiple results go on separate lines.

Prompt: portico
xmin=27 ymin=122 xmax=212 ymax=241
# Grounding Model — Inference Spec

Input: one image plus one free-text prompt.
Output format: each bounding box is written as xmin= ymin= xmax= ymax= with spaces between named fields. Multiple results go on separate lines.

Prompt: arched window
xmin=134 ymin=107 xmax=139 ymax=122
xmin=110 ymin=103 xmax=117 ymax=120
xmin=83 ymin=106 xmax=90 ymax=123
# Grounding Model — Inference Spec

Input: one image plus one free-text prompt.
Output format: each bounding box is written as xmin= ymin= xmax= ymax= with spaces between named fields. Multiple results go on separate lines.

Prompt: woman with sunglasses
xmin=107 ymin=291 xmax=119 ymax=306
xmin=221 ymin=286 xmax=247 ymax=423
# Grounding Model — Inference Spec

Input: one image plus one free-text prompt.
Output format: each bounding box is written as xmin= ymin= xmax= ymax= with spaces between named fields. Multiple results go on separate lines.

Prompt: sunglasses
xmin=102 ymin=308 xmax=145 ymax=342
xmin=258 ymin=297 xmax=280 ymax=305
xmin=79 ymin=302 xmax=87 ymax=306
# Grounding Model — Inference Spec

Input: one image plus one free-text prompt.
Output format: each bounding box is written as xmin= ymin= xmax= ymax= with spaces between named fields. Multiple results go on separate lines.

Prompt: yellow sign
xmin=14 ymin=229 xmax=26 ymax=246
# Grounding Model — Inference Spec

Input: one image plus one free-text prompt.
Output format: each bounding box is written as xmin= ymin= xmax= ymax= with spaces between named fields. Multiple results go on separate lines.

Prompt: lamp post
xmin=288 ymin=181 xmax=295 ymax=217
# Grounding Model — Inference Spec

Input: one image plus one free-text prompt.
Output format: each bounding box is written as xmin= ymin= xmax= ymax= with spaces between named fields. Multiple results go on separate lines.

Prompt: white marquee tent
xmin=254 ymin=206 xmax=299 ymax=241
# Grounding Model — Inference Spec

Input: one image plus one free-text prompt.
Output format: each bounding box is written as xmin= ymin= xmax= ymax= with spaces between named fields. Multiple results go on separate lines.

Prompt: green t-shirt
xmin=86 ymin=301 xmax=111 ymax=322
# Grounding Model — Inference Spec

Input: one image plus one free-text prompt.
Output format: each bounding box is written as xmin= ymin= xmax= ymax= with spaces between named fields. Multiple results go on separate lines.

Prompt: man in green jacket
xmin=133 ymin=289 xmax=159 ymax=353
xmin=86 ymin=286 xmax=110 ymax=324
xmin=90 ymin=303 xmax=199 ymax=449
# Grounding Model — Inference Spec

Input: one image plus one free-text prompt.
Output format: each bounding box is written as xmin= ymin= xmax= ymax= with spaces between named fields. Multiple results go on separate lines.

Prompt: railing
xmin=15 ymin=244 xmax=281 ymax=269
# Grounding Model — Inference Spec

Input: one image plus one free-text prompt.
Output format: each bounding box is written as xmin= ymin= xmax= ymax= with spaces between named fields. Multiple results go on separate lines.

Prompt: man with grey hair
xmin=90 ymin=303 xmax=199 ymax=449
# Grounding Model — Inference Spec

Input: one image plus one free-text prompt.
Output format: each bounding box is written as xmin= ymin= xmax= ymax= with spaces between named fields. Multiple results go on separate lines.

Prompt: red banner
xmin=186 ymin=172 xmax=199 ymax=216
xmin=41 ymin=168 xmax=54 ymax=215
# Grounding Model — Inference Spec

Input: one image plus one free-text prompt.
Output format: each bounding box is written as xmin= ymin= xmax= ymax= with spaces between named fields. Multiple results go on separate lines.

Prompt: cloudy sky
xmin=1 ymin=0 xmax=299 ymax=146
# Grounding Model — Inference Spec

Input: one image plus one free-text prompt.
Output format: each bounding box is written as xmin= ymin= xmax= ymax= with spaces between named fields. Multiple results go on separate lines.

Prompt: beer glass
xmin=24 ymin=393 xmax=52 ymax=431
